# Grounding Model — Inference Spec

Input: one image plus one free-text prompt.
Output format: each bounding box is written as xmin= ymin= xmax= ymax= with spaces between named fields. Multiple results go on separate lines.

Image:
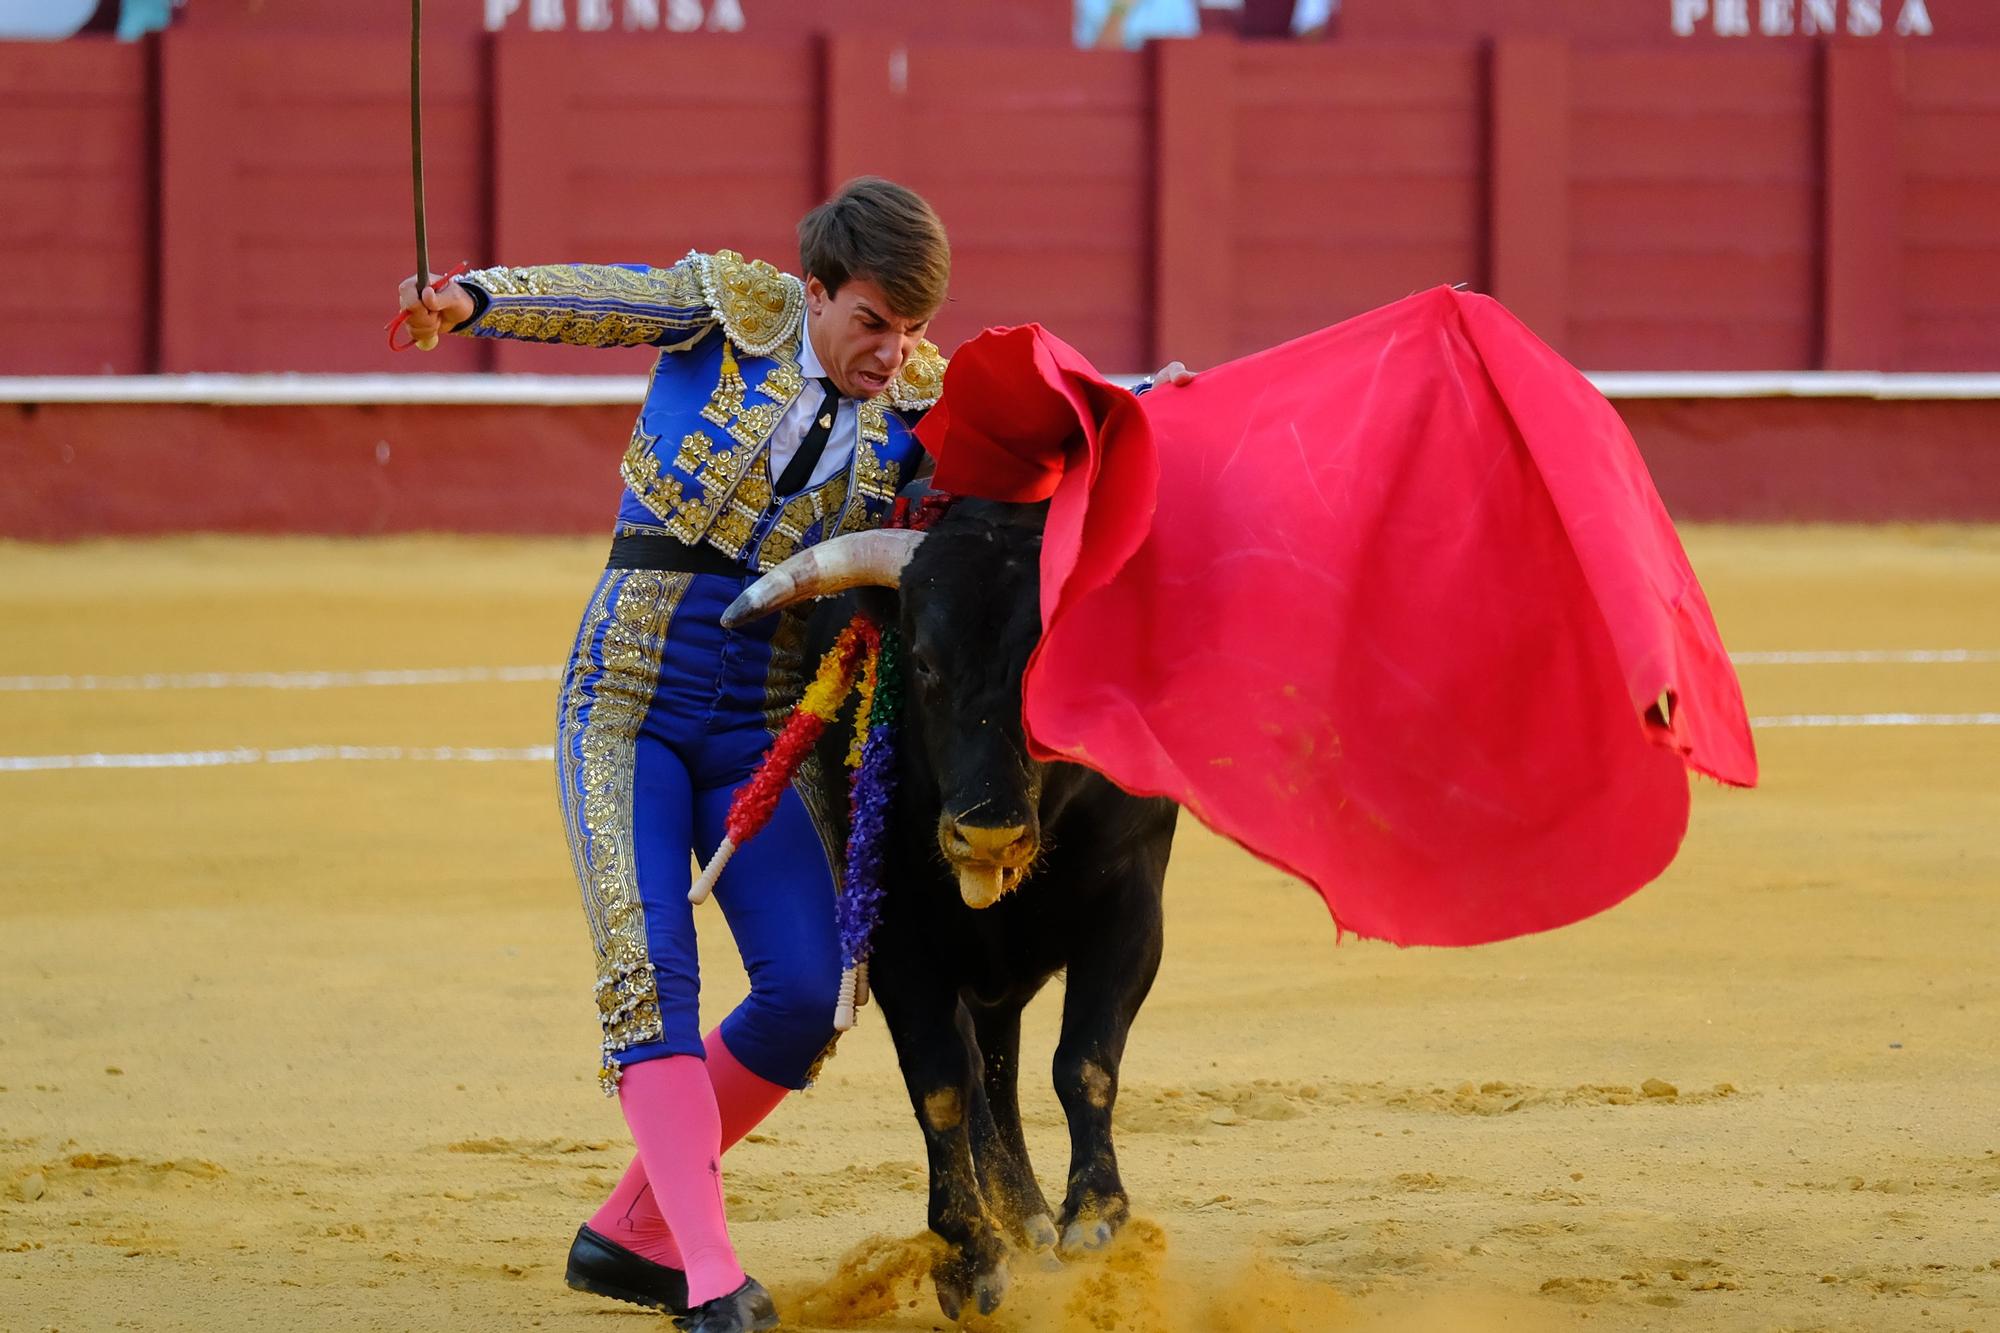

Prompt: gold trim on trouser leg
xmin=554 ymin=569 xmax=691 ymax=1094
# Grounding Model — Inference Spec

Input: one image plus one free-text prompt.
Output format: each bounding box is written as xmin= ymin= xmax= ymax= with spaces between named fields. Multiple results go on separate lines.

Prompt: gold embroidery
xmin=800 ymin=1030 xmax=844 ymax=1088
xmin=756 ymin=473 xmax=852 ymax=571
xmin=706 ymin=509 xmax=754 ymax=556
xmin=852 ymin=431 xmax=901 ymax=504
xmin=758 ymin=362 xmax=805 ymax=403
xmin=694 ymin=249 xmax=805 ymax=357
xmin=621 ymin=426 xmax=689 ymax=523
xmin=886 ymin=339 xmax=947 ymax=410
xmin=618 ymin=298 xmax=807 ymax=554
xmin=700 ymin=342 xmax=747 ymax=427
xmin=673 ymin=433 xmax=710 ymax=474
xmin=555 ymin=570 xmax=690 ymax=1092
xmin=463 ymin=261 xmax=712 ymax=348
xmin=856 ymin=401 xmax=889 ymax=448
xmin=728 ymin=401 xmax=786 ymax=449
xmin=703 ymin=464 xmax=770 ymax=560
xmin=662 ymin=432 xmax=732 ymax=544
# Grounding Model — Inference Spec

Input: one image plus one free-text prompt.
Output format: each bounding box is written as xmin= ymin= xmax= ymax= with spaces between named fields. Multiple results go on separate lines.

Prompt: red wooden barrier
xmin=1565 ymin=48 xmax=1822 ymax=370
xmin=5 ymin=32 xmax=2000 ymax=375
xmin=0 ymin=41 xmax=153 ymax=374
xmin=1901 ymin=47 xmax=2000 ymax=369
xmin=1824 ymin=44 xmax=1903 ymax=370
xmin=157 ymin=33 xmax=491 ymax=374
xmin=487 ymin=34 xmax=819 ymax=376
xmin=1229 ymin=43 xmax=1487 ymax=354
xmin=880 ymin=43 xmax=1152 ymax=369
xmin=8 ymin=394 xmax=1996 ymax=538
xmin=1490 ymin=39 xmax=1570 ymax=349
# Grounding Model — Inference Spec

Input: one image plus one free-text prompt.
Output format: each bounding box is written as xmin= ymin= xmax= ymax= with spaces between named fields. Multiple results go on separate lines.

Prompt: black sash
xmin=606 ymin=533 xmax=755 ymax=577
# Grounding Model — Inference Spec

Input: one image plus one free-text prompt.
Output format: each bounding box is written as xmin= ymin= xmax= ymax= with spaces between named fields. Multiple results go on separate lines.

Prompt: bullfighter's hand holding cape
xmin=917 ymin=287 xmax=1758 ymax=947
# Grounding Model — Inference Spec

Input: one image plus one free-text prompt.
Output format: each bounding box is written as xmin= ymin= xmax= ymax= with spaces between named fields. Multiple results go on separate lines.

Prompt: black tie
xmin=775 ymin=377 xmax=841 ymax=496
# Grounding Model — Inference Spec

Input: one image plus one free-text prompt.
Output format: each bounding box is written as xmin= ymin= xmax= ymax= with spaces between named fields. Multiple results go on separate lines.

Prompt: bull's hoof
xmin=1057 ymin=1196 xmax=1131 ymax=1258
xmin=1022 ymin=1212 xmax=1060 ymax=1252
xmin=974 ymin=1265 xmax=1010 ymax=1315
xmin=933 ymin=1254 xmax=1010 ymax=1320
xmin=1060 ymin=1217 xmax=1115 ymax=1255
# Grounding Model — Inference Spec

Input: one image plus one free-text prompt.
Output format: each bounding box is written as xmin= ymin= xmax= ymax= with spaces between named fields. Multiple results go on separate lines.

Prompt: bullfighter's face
xmin=804 ymin=273 xmax=934 ymax=401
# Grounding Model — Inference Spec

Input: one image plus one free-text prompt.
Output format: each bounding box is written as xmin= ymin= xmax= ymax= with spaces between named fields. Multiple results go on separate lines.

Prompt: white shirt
xmin=765 ymin=312 xmax=858 ymax=492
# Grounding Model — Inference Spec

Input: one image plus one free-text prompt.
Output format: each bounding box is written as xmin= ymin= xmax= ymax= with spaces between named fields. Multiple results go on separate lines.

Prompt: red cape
xmin=919 ymin=288 xmax=1757 ymax=947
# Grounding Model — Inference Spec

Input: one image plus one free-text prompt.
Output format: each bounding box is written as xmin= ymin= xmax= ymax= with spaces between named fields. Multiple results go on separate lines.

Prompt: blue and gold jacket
xmin=455 ymin=249 xmax=945 ymax=571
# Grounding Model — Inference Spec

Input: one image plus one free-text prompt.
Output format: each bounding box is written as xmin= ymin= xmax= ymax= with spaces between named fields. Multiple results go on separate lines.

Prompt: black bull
xmin=725 ymin=499 xmax=1179 ymax=1319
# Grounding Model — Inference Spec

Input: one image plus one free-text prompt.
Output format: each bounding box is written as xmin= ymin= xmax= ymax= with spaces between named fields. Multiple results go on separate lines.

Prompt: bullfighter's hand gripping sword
xmin=408 ymin=0 xmax=434 ymax=350
xmin=386 ymin=0 xmax=462 ymax=352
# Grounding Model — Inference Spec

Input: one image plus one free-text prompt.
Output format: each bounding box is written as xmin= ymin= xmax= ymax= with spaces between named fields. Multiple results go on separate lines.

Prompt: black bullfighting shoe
xmin=564 ymin=1223 xmax=690 ymax=1314
xmin=675 ymin=1276 xmax=780 ymax=1333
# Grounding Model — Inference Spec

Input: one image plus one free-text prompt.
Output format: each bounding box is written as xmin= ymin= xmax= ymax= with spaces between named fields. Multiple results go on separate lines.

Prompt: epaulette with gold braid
xmin=692 ymin=249 xmax=805 ymax=358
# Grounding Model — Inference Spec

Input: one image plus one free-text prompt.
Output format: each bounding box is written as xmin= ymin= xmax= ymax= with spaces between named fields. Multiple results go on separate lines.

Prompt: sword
xmin=387 ymin=0 xmax=459 ymax=352
xmin=408 ymin=0 xmax=436 ymax=351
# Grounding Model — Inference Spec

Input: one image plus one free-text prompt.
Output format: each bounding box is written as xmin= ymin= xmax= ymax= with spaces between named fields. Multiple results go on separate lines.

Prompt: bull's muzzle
xmin=940 ymin=819 xmax=1036 ymax=909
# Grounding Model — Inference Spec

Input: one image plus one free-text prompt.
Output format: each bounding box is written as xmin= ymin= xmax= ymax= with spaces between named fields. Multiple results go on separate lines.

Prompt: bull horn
xmin=722 ymin=529 xmax=925 ymax=626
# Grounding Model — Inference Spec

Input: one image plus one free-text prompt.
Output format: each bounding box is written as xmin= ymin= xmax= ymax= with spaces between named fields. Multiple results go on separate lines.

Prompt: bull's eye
xmin=911 ymin=650 xmax=939 ymax=686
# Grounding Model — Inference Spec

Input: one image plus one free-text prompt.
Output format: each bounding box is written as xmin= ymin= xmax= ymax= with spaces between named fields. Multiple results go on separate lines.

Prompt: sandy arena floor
xmin=2 ymin=527 xmax=1997 ymax=1333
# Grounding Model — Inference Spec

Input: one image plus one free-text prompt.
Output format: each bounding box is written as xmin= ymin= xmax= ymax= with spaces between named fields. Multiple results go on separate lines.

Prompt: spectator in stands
xmin=1077 ymin=0 xmax=1336 ymax=47
xmin=116 ymin=0 xmax=174 ymax=40
xmin=1077 ymin=0 xmax=1200 ymax=49
xmin=1285 ymin=0 xmax=1338 ymax=38
xmin=0 ymin=0 xmax=100 ymax=40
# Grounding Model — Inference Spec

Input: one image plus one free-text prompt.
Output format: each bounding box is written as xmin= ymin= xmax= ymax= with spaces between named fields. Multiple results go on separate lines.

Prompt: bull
xmin=724 ymin=499 xmax=1179 ymax=1319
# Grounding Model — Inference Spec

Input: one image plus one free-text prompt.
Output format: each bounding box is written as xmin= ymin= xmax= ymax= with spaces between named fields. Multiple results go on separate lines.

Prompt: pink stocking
xmin=613 ymin=1055 xmax=745 ymax=1305
xmin=587 ymin=1031 xmax=790 ymax=1278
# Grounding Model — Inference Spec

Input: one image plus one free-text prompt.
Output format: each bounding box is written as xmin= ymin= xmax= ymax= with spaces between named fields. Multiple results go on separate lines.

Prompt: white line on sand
xmin=4 ymin=714 xmax=1996 ymax=774
xmin=0 ymin=745 xmax=555 ymax=772
xmin=0 ymin=666 xmax=564 ymax=692
xmin=1731 ymin=649 xmax=2000 ymax=665
xmin=1749 ymin=713 xmax=2000 ymax=729
xmin=1 ymin=650 xmax=1994 ymax=694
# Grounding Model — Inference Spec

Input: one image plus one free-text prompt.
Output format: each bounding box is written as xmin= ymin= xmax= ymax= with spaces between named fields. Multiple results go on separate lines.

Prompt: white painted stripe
xmin=4 ymin=371 xmax=1999 ymax=406
xmin=0 ymin=374 xmax=652 ymax=406
xmin=3 ymin=715 xmax=1995 ymax=773
xmin=2 ymin=649 xmax=1993 ymax=694
xmin=1750 ymin=713 xmax=2000 ymax=729
xmin=0 ymin=666 xmax=563 ymax=692
xmin=0 ymin=744 xmax=555 ymax=773
xmin=1731 ymin=649 xmax=2000 ymax=665
xmin=1586 ymin=372 xmax=2000 ymax=400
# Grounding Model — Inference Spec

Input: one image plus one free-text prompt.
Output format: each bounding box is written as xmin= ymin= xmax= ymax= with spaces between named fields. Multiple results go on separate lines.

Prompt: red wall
xmin=486 ymin=34 xmax=821 ymax=376
xmin=158 ymin=35 xmax=492 ymax=374
xmin=7 ymin=396 xmax=1995 ymax=539
xmin=0 ymin=41 xmax=154 ymax=374
xmin=1564 ymin=49 xmax=1822 ymax=370
xmin=1901 ymin=48 xmax=2000 ymax=368
xmin=884 ymin=44 xmax=1155 ymax=370
xmin=172 ymin=0 xmax=1071 ymax=42
xmin=1228 ymin=45 xmax=1487 ymax=354
xmin=4 ymin=32 xmax=2000 ymax=375
xmin=1340 ymin=0 xmax=2000 ymax=45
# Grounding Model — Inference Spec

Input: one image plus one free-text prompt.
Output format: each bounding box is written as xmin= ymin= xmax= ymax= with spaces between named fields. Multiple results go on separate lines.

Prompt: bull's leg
xmin=875 ymin=975 xmax=1012 ymax=1319
xmin=964 ymin=1001 xmax=1058 ymax=1252
xmin=1052 ymin=888 xmax=1165 ymax=1256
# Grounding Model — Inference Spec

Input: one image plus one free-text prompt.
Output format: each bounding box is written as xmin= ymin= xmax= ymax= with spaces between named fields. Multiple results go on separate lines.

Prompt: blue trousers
xmin=556 ymin=568 xmax=842 ymax=1091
